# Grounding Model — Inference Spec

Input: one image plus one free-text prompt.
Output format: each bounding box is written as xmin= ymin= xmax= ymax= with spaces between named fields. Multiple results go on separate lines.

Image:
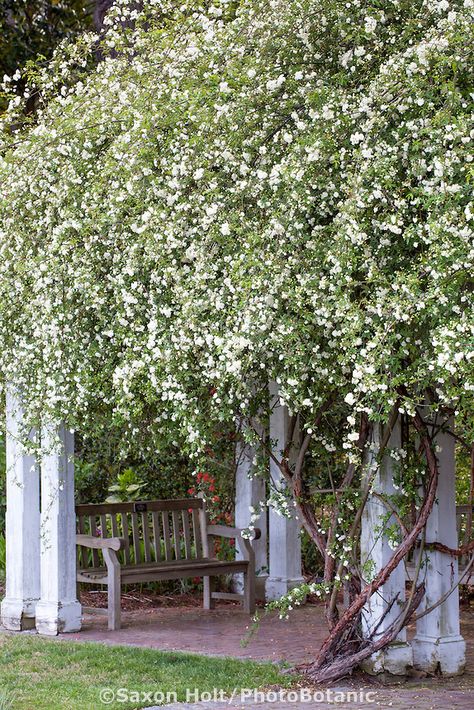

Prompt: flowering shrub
xmin=0 ymin=0 xmax=471 ymax=457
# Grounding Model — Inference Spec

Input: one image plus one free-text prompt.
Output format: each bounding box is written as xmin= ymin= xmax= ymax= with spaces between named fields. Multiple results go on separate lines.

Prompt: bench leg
xmin=243 ymin=569 xmax=255 ymax=614
xmin=203 ymin=576 xmax=215 ymax=610
xmin=104 ymin=549 xmax=121 ymax=631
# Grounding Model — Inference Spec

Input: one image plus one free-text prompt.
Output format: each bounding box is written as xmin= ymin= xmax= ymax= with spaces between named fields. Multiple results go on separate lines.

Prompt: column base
xmin=412 ymin=634 xmax=466 ymax=676
xmin=265 ymin=576 xmax=305 ymax=602
xmin=233 ymin=574 xmax=268 ymax=602
xmin=255 ymin=574 xmax=268 ymax=602
xmin=360 ymin=641 xmax=413 ymax=676
xmin=35 ymin=600 xmax=82 ymax=636
xmin=0 ymin=597 xmax=38 ymax=631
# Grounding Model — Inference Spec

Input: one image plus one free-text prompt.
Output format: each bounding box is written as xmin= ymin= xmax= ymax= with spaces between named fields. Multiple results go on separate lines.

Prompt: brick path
xmin=63 ymin=601 xmax=474 ymax=709
xmin=67 ymin=602 xmax=326 ymax=663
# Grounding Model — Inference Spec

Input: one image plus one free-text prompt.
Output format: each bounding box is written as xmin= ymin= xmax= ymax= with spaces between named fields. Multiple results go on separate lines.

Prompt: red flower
xmin=203 ymin=473 xmax=210 ymax=483
xmin=188 ymin=487 xmax=196 ymax=495
xmin=209 ymin=484 xmax=215 ymax=492
xmin=212 ymin=495 xmax=220 ymax=503
xmin=197 ymin=472 xmax=203 ymax=482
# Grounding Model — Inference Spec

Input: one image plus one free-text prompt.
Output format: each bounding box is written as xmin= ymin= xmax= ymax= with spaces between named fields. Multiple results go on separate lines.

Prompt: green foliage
xmin=455 ymin=445 xmax=472 ymax=504
xmin=106 ymin=467 xmax=145 ymax=502
xmin=74 ymin=458 xmax=109 ymax=504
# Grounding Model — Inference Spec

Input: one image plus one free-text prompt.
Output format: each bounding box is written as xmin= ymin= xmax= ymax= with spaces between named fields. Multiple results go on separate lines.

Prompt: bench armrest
xmin=76 ymin=534 xmax=125 ymax=552
xmin=206 ymin=524 xmax=261 ymax=541
xmin=206 ymin=525 xmax=261 ymax=563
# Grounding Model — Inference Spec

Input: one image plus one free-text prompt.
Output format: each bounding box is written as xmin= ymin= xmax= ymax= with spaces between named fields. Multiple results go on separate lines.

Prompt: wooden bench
xmin=76 ymin=498 xmax=259 ymax=630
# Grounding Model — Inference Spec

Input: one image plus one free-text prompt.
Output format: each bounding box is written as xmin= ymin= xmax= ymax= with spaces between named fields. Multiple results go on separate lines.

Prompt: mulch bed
xmin=81 ymin=587 xmax=220 ymax=611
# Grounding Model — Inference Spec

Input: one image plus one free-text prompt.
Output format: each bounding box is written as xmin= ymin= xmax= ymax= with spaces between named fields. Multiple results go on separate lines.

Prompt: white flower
xmin=350 ymin=132 xmax=365 ymax=146
xmin=364 ymin=16 xmax=377 ymax=34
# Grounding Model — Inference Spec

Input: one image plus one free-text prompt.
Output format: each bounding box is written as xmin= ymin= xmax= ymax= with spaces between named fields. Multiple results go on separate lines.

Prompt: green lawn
xmin=0 ymin=634 xmax=291 ymax=709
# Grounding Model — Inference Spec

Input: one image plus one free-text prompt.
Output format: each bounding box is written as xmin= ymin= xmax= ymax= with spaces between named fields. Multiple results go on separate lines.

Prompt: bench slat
xmin=162 ymin=512 xmax=172 ymax=561
xmin=172 ymin=510 xmax=181 ymax=560
xmin=192 ymin=508 xmax=203 ymax=559
xmin=121 ymin=512 xmax=131 ymax=564
xmin=152 ymin=511 xmax=161 ymax=562
xmin=182 ymin=511 xmax=192 ymax=559
xmin=199 ymin=505 xmax=210 ymax=558
xmin=78 ymin=515 xmax=86 ymax=569
xmin=131 ymin=512 xmax=141 ymax=563
xmin=100 ymin=514 xmax=108 ymax=539
xmin=142 ymin=512 xmax=152 ymax=563
xmin=89 ymin=515 xmax=100 ymax=567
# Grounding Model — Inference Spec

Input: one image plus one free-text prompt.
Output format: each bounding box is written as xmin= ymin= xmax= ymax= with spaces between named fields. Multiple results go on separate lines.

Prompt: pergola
xmin=1 ymin=384 xmax=466 ymax=675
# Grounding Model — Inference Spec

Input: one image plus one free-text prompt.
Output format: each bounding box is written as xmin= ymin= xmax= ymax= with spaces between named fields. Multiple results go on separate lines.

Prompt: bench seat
xmin=78 ymin=558 xmax=250 ymax=584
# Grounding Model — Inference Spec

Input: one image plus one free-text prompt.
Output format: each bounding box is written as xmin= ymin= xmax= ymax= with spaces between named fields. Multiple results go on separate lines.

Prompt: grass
xmin=0 ymin=634 xmax=292 ymax=710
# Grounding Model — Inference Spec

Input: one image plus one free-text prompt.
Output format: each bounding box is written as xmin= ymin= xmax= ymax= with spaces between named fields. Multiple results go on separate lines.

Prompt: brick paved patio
xmin=68 ymin=602 xmax=323 ymax=664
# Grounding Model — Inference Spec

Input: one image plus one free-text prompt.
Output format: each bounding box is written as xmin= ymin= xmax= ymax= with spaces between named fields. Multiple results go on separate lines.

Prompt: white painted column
xmin=1 ymin=389 xmax=40 ymax=630
xmin=35 ymin=424 xmax=81 ymax=635
xmin=266 ymin=382 xmax=304 ymax=601
xmin=412 ymin=417 xmax=466 ymax=675
xmin=235 ymin=439 xmax=268 ymax=600
xmin=360 ymin=419 xmax=413 ymax=675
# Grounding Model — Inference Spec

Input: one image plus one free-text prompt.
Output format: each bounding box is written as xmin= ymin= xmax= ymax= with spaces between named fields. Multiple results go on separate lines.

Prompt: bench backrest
xmin=76 ymin=498 xmax=208 ymax=571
